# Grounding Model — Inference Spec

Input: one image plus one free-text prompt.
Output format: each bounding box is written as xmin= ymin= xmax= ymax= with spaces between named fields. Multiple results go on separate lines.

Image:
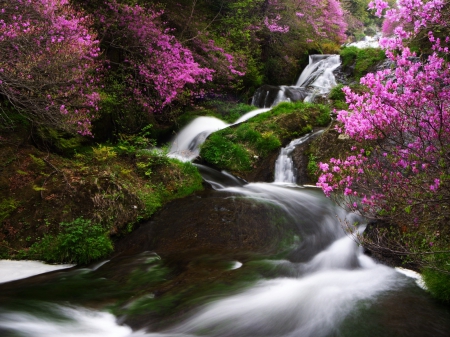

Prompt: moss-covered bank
xmin=199 ymin=102 xmax=331 ymax=180
xmin=0 ymin=130 xmax=203 ymax=264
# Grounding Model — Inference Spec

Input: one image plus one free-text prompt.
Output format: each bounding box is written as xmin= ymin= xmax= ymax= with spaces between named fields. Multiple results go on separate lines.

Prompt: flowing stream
xmin=1 ymin=55 xmax=450 ymax=336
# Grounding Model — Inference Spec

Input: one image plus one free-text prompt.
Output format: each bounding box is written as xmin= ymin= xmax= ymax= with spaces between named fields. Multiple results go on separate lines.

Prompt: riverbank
xmin=0 ymin=128 xmax=203 ymax=263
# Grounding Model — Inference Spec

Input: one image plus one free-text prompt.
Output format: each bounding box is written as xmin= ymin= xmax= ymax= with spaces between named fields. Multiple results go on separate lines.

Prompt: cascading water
xmin=1 ymin=148 xmax=450 ymax=336
xmin=252 ymin=54 xmax=341 ymax=108
xmin=273 ymin=131 xmax=323 ymax=184
xmin=168 ymin=108 xmax=270 ymax=161
xmin=169 ymin=54 xmax=339 ymax=162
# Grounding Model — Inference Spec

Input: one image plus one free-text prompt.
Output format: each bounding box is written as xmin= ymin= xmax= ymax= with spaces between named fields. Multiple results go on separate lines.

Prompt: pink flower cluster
xmin=0 ymin=0 xmax=101 ymax=135
xmin=264 ymin=15 xmax=290 ymax=33
xmin=103 ymin=1 xmax=214 ymax=113
xmin=317 ymin=0 xmax=449 ymax=219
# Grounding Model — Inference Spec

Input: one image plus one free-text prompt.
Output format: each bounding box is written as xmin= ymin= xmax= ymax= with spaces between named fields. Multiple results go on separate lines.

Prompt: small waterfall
xmin=168 ymin=117 xmax=228 ymax=161
xmin=273 ymin=131 xmax=322 ymax=184
xmin=296 ymin=55 xmax=340 ymax=87
xmin=252 ymin=55 xmax=341 ymax=108
xmin=168 ymin=108 xmax=270 ymax=161
xmin=347 ymin=34 xmax=381 ymax=49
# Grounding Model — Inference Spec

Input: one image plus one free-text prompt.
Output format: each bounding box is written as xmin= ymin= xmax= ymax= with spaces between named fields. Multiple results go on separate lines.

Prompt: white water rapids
xmin=0 ymin=183 xmax=424 ymax=337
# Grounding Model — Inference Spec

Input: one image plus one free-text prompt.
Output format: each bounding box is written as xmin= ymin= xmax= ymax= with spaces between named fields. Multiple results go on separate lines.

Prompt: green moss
xmin=167 ymin=160 xmax=204 ymax=199
xmin=340 ymin=46 xmax=386 ymax=80
xmin=200 ymin=132 xmax=253 ymax=171
xmin=137 ymin=188 xmax=162 ymax=219
xmin=200 ymin=102 xmax=330 ymax=174
xmin=28 ymin=217 xmax=113 ymax=265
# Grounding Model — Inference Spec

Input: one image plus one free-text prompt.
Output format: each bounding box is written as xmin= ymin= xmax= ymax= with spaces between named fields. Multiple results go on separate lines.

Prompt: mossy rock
xmin=199 ymin=102 xmax=331 ymax=178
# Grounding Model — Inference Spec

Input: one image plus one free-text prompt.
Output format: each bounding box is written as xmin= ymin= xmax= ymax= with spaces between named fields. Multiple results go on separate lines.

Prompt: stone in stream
xmin=114 ymin=187 xmax=298 ymax=260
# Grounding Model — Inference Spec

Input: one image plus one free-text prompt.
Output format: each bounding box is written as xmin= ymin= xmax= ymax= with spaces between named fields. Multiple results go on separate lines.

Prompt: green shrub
xmin=201 ymin=132 xmax=252 ymax=171
xmin=307 ymin=154 xmax=319 ymax=180
xmin=329 ymin=84 xmax=346 ymax=102
xmin=35 ymin=126 xmax=86 ymax=155
xmin=29 ymin=217 xmax=113 ymax=265
xmin=423 ymin=268 xmax=450 ymax=303
xmin=354 ymin=48 xmax=386 ymax=77
xmin=422 ymin=253 xmax=450 ymax=303
xmin=340 ymin=46 xmax=386 ymax=79
xmin=340 ymin=46 xmax=359 ymax=68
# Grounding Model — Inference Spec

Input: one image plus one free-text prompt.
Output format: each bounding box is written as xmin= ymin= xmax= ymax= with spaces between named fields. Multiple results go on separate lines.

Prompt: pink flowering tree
xmin=264 ymin=0 xmax=347 ymax=44
xmin=0 ymin=0 xmax=101 ymax=135
xmin=317 ymin=0 xmax=450 ymax=233
xmin=96 ymin=1 xmax=215 ymax=114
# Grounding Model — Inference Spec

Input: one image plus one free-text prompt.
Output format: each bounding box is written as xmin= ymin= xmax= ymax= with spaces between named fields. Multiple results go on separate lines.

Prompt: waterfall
xmin=273 ymin=131 xmax=323 ymax=184
xmin=252 ymin=54 xmax=341 ymax=108
xmin=2 ymin=50 xmax=447 ymax=337
xmin=168 ymin=108 xmax=270 ymax=161
xmin=169 ymin=54 xmax=340 ymax=162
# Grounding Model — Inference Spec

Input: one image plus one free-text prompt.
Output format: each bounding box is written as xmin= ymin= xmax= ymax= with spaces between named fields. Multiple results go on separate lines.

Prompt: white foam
xmin=0 ymin=260 xmax=74 ymax=283
xmin=0 ymin=305 xmax=132 ymax=337
xmin=229 ymin=261 xmax=243 ymax=270
xmin=395 ymin=267 xmax=427 ymax=290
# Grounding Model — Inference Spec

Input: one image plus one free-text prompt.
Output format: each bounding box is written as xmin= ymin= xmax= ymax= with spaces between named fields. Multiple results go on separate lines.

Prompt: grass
xmin=423 ymin=264 xmax=450 ymax=303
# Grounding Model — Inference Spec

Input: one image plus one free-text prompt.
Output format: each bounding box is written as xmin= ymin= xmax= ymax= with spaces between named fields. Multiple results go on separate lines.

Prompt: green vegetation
xmin=27 ymin=217 xmax=113 ymax=265
xmin=0 ymin=198 xmax=19 ymax=223
xmin=0 ymin=127 xmax=203 ymax=261
xmin=340 ymin=46 xmax=386 ymax=80
xmin=307 ymin=154 xmax=319 ymax=181
xmin=200 ymin=102 xmax=330 ymax=174
xmin=423 ymin=262 xmax=450 ymax=304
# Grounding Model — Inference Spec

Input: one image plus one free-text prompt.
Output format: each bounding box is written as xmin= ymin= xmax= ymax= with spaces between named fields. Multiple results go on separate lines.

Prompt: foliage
xmin=317 ymin=0 xmax=450 ymax=297
xmin=201 ymin=130 xmax=253 ymax=171
xmin=423 ymin=260 xmax=450 ymax=303
xmin=29 ymin=217 xmax=113 ymax=264
xmin=329 ymin=84 xmax=348 ymax=110
xmin=165 ymin=159 xmax=204 ymax=199
xmin=92 ymin=145 xmax=117 ymax=163
xmin=0 ymin=198 xmax=19 ymax=223
xmin=307 ymin=154 xmax=319 ymax=180
xmin=34 ymin=126 xmax=87 ymax=155
xmin=340 ymin=46 xmax=386 ymax=79
xmin=0 ymin=0 xmax=101 ymax=135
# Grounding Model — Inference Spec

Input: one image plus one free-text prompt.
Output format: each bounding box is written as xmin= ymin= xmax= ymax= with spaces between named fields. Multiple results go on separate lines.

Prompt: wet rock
xmin=252 ymin=85 xmax=308 ymax=108
xmin=114 ymin=188 xmax=297 ymax=260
